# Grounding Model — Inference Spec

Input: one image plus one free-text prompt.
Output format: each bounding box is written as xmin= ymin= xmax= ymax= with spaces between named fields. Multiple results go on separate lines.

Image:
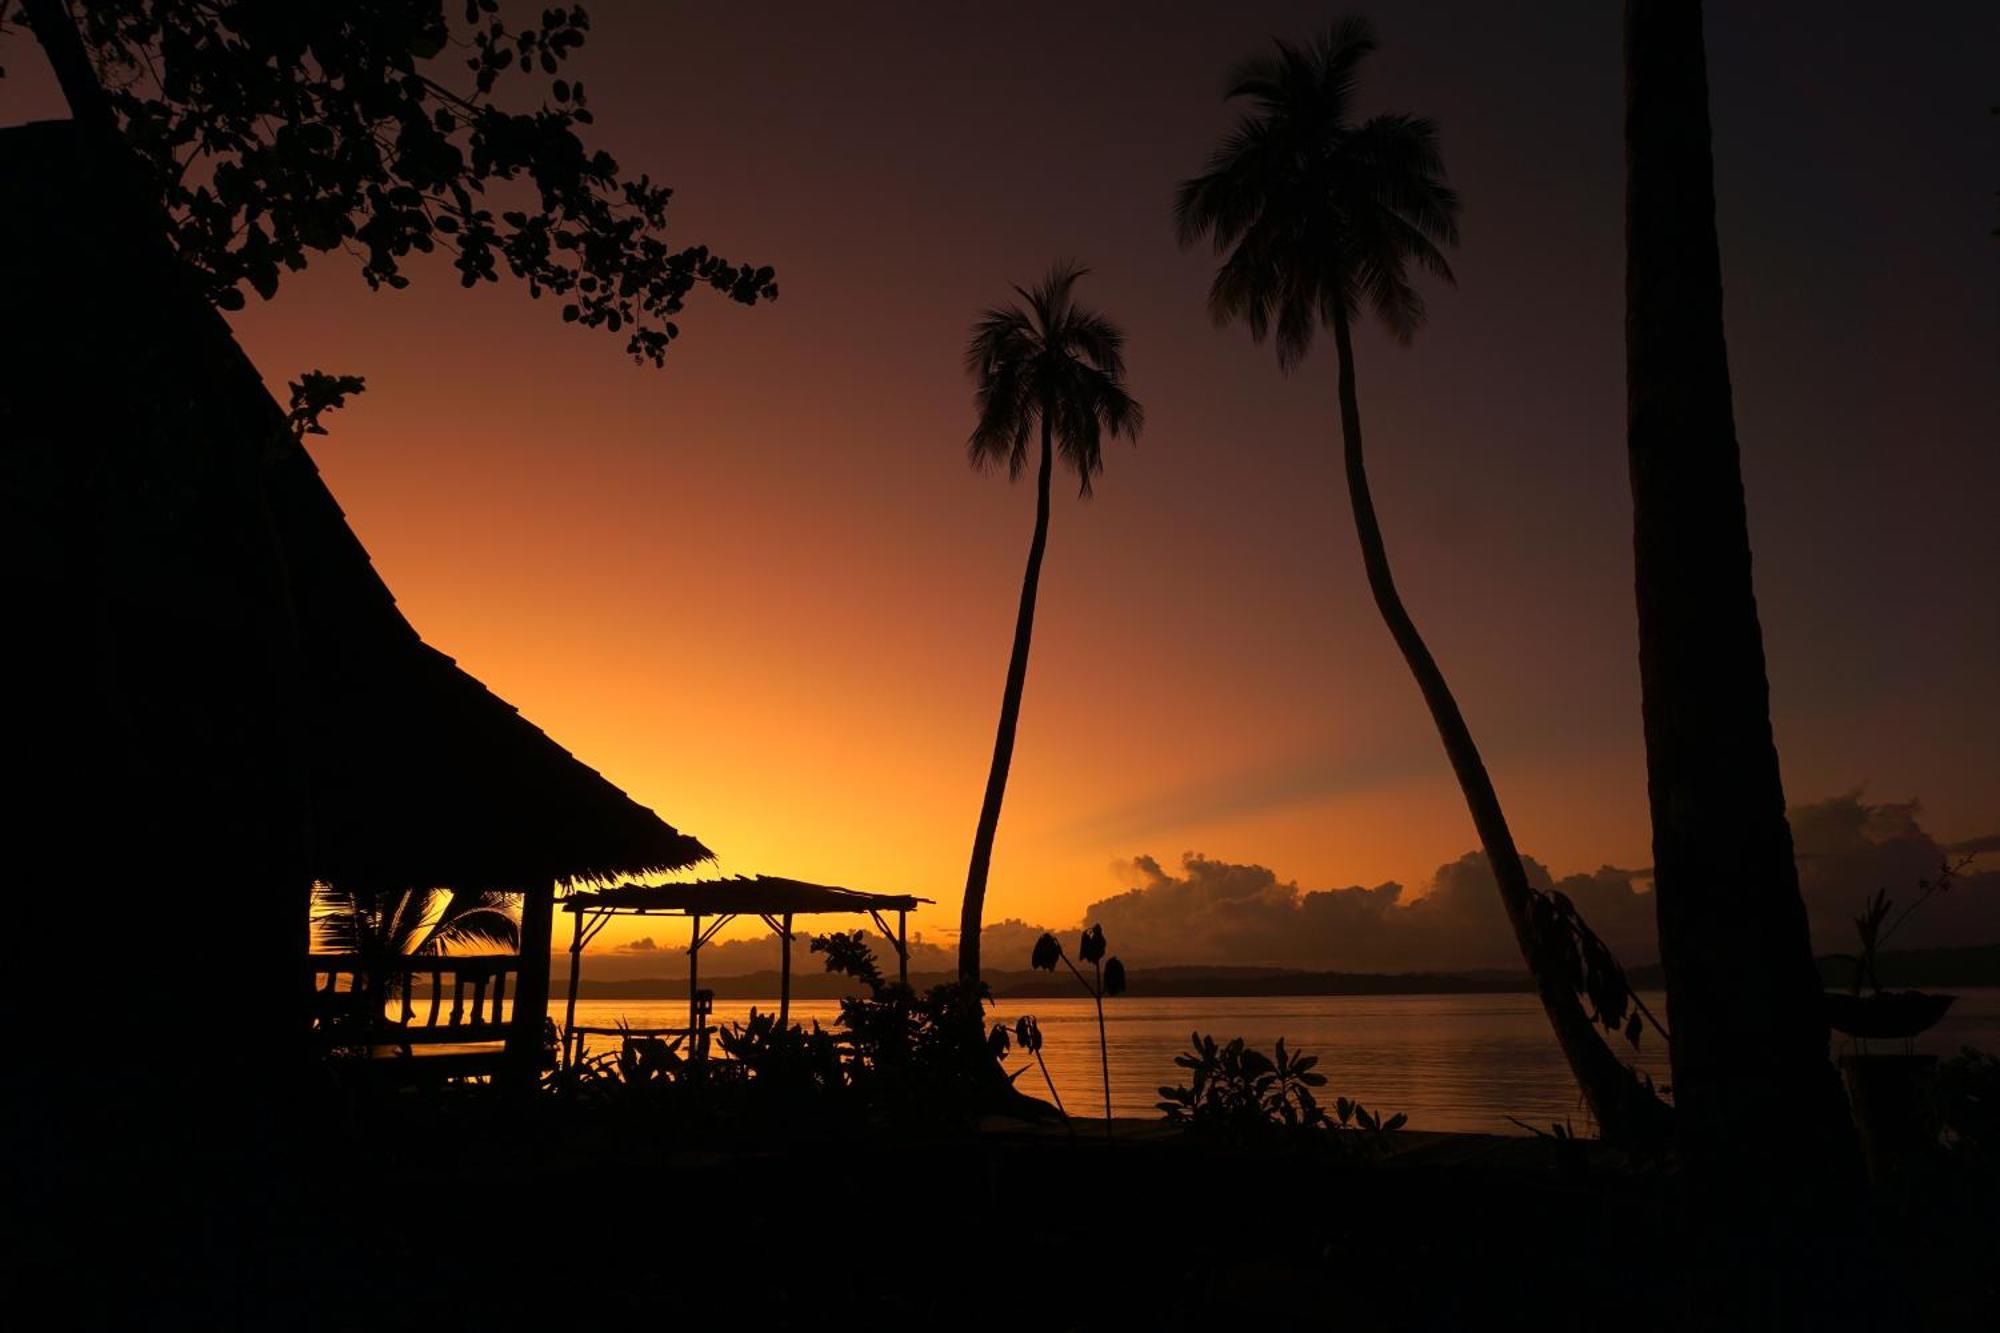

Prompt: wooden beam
xmin=689 ymin=913 xmax=701 ymax=1032
xmin=779 ymin=911 xmax=794 ymax=1026
xmin=563 ymin=906 xmax=586 ymax=1068
xmin=504 ymin=878 xmax=555 ymax=1090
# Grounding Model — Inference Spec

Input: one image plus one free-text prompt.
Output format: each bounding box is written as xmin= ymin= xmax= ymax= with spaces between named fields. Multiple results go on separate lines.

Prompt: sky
xmin=5 ymin=2 xmax=1995 ymax=969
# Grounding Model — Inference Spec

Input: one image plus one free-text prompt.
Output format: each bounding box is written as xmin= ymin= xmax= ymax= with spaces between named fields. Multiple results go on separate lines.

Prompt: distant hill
xmin=556 ymin=943 xmax=2000 ymax=1001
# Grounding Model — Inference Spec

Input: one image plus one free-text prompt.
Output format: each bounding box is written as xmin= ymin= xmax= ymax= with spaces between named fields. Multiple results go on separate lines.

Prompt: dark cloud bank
xmin=615 ymin=793 xmax=1995 ymax=977
xmin=1078 ymin=793 xmax=1998 ymax=972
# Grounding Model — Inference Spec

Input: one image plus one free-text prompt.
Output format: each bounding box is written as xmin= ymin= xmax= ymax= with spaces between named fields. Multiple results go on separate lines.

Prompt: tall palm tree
xmin=1175 ymin=17 xmax=1663 ymax=1140
xmin=1623 ymin=0 xmax=1858 ymax=1184
xmin=958 ymin=264 xmax=1142 ymax=983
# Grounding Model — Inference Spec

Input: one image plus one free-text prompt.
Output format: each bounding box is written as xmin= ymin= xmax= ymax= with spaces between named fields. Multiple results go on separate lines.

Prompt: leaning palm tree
xmin=1175 ymin=17 xmax=1664 ymax=1140
xmin=958 ymin=264 xmax=1142 ymax=983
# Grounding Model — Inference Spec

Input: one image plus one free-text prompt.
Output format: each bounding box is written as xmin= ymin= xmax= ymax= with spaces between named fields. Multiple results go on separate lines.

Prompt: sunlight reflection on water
xmin=564 ymin=989 xmax=2000 ymax=1135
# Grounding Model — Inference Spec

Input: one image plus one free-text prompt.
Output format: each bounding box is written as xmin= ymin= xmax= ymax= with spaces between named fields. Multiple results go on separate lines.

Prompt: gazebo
xmin=561 ymin=876 xmax=931 ymax=1063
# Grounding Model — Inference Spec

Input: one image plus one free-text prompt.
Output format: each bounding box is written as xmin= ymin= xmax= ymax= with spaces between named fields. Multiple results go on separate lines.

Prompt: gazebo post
xmin=562 ymin=908 xmax=585 ymax=1067
xmin=688 ymin=911 xmax=702 ymax=1033
xmin=505 ymin=876 xmax=556 ymax=1088
xmin=898 ymin=909 xmax=908 ymax=987
xmin=779 ymin=911 xmax=794 ymax=1026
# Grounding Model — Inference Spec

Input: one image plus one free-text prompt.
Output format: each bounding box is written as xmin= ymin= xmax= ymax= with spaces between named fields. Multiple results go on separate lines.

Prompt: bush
xmin=1157 ymin=1032 xmax=1406 ymax=1147
xmin=1938 ymin=1045 xmax=2000 ymax=1163
xmin=547 ymin=931 xmax=1002 ymax=1138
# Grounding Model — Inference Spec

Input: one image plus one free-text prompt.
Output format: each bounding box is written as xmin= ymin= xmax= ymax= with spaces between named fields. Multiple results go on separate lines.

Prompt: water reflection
xmin=564 ymin=989 xmax=2000 ymax=1135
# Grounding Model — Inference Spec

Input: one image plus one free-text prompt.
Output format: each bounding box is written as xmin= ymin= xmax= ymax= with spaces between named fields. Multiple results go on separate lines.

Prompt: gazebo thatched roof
xmin=567 ymin=876 xmax=928 ymax=917
xmin=3 ymin=118 xmax=708 ymax=895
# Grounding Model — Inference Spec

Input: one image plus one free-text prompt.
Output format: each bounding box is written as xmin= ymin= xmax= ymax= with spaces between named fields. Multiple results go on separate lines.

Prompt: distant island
xmin=554 ymin=943 xmax=2000 ymax=1001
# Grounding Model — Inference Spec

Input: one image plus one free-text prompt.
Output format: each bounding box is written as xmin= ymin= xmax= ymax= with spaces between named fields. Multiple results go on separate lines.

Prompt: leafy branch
xmin=6 ymin=1 xmax=775 ymax=365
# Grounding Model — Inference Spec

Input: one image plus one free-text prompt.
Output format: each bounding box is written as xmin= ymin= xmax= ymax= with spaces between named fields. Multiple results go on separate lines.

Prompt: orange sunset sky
xmin=7 ymin=2 xmax=1995 ymax=961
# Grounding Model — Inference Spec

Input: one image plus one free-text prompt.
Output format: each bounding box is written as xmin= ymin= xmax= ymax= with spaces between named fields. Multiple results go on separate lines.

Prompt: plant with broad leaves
xmin=989 ymin=1014 xmax=1068 ymax=1129
xmin=3 ymin=0 xmax=776 ymax=367
xmin=1528 ymin=886 xmax=1665 ymax=1052
xmin=1158 ymin=1032 xmax=1407 ymax=1147
xmin=1031 ymin=925 xmax=1125 ymax=1133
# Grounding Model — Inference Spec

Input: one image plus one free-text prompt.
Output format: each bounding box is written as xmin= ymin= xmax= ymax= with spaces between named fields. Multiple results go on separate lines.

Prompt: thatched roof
xmin=2 ymin=119 xmax=709 ymax=893
xmin=567 ymin=876 xmax=929 ymax=917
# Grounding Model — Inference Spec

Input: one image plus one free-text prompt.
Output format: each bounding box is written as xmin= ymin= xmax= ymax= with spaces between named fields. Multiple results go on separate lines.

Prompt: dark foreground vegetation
xmin=22 ymin=1053 xmax=1990 ymax=1332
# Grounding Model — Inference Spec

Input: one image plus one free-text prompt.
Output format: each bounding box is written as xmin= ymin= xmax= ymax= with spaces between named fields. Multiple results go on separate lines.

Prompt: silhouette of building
xmin=2 ymin=118 xmax=707 ymax=1087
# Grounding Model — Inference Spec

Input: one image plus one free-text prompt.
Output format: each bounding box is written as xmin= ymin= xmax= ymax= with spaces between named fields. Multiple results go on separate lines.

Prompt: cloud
xmin=1079 ymin=849 xmax=1654 ymax=972
xmin=571 ymin=793 xmax=1993 ymax=981
xmin=1070 ymin=792 xmax=1996 ymax=972
xmin=1789 ymin=792 xmax=2000 ymax=953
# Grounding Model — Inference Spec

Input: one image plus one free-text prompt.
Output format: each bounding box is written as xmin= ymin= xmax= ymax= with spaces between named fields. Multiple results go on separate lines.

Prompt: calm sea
xmin=564 ymin=988 xmax=2000 ymax=1135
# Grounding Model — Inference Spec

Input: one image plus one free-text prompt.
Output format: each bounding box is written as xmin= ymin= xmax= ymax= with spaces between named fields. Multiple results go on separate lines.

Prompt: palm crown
xmin=965 ymin=262 xmax=1143 ymax=497
xmin=1174 ymin=16 xmax=1461 ymax=369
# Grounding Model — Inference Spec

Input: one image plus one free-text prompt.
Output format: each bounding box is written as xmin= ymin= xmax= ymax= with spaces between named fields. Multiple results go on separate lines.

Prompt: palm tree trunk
xmin=1623 ymin=0 xmax=1859 ymax=1183
xmin=959 ymin=418 xmax=1056 ymax=983
xmin=1330 ymin=309 xmax=1665 ymax=1143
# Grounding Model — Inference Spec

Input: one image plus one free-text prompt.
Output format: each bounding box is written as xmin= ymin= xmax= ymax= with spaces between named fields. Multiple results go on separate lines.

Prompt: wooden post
xmin=898 ymin=910 xmax=909 ymax=987
xmin=505 ymin=877 xmax=555 ymax=1088
xmin=562 ymin=908 xmax=586 ymax=1067
xmin=689 ymin=912 xmax=701 ymax=1032
xmin=779 ymin=912 xmax=794 ymax=1026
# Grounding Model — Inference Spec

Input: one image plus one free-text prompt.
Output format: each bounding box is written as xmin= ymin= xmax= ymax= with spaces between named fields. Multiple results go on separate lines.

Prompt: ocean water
xmin=561 ymin=988 xmax=2000 ymax=1135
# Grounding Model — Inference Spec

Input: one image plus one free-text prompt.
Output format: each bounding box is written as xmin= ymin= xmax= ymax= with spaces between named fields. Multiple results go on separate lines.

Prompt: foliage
xmin=548 ymin=930 xmax=1006 ymax=1138
xmin=311 ymin=881 xmax=518 ymax=956
xmin=812 ymin=929 xmax=999 ymax=1125
xmin=1528 ymin=886 xmax=1661 ymax=1052
xmin=309 ymin=880 xmax=517 ymax=1051
xmin=1507 ymin=1116 xmax=1593 ymax=1179
xmin=965 ymin=262 xmax=1142 ymax=496
xmin=1157 ymin=1032 xmax=1407 ymax=1146
xmin=1938 ymin=1046 xmax=2000 ymax=1164
xmin=286 ymin=369 xmax=368 ymax=440
xmin=4 ymin=1 xmax=776 ymax=365
xmin=1030 ymin=925 xmax=1125 ymax=1128
xmin=1172 ymin=15 xmax=1458 ymax=368
xmin=1832 ymin=856 xmax=1971 ymax=995
xmin=989 ymin=1013 xmax=1067 ymax=1123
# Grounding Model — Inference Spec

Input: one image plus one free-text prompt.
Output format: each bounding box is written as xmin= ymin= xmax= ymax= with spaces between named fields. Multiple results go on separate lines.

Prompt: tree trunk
xmin=1623 ymin=0 xmax=1859 ymax=1183
xmin=1330 ymin=310 xmax=1665 ymax=1143
xmin=959 ymin=417 xmax=1055 ymax=983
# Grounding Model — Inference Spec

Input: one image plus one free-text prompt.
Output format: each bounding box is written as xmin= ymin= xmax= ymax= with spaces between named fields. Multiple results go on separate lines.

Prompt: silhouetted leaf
xmin=1103 ymin=957 xmax=1127 ymax=996
xmin=1031 ymin=933 xmax=1062 ymax=972
xmin=1079 ymin=924 xmax=1107 ymax=965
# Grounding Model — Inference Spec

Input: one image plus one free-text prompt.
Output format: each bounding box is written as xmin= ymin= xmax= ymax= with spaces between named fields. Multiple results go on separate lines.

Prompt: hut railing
xmin=307 ymin=953 xmax=523 ymax=1049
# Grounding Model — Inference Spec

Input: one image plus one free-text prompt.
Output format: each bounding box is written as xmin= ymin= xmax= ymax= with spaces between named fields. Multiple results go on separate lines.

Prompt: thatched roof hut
xmin=4 ymin=118 xmax=705 ymax=1000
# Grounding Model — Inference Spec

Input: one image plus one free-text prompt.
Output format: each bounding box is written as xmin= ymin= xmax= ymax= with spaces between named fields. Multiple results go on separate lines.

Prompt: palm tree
xmin=1622 ymin=0 xmax=1858 ymax=1182
xmin=1175 ymin=17 xmax=1663 ymax=1140
xmin=958 ymin=264 xmax=1142 ymax=983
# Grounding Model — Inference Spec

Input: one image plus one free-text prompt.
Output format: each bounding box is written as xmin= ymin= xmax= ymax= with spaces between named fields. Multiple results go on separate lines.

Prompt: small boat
xmin=1823 ymin=989 xmax=1956 ymax=1040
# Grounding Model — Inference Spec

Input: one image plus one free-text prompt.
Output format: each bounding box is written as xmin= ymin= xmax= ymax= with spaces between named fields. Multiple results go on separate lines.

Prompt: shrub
xmin=1157 ymin=1032 xmax=1407 ymax=1146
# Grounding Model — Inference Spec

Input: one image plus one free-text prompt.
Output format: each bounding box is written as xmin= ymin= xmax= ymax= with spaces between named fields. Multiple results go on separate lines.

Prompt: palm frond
xmin=961 ymin=263 xmax=1142 ymax=492
xmin=1177 ymin=15 xmax=1459 ymax=368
